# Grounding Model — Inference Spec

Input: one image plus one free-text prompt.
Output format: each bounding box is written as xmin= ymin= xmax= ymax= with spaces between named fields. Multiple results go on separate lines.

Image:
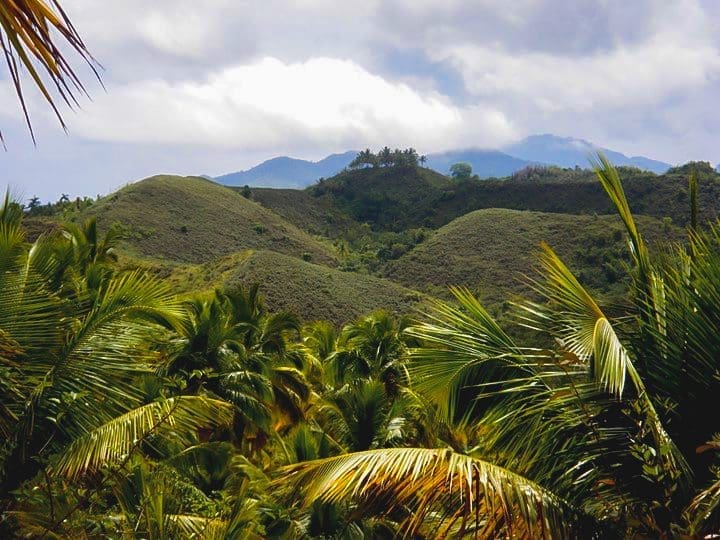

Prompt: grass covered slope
xmin=224 ymin=251 xmax=428 ymax=325
xmin=236 ymin=187 xmax=359 ymax=239
xmin=305 ymin=163 xmax=720 ymax=231
xmin=386 ymin=208 xmax=682 ymax=304
xmin=87 ymin=175 xmax=337 ymax=265
xmin=162 ymin=250 xmax=427 ymax=325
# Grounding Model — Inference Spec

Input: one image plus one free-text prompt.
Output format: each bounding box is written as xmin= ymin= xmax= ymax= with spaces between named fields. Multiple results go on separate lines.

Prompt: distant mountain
xmin=215 ymin=151 xmax=357 ymax=188
xmin=425 ymin=149 xmax=534 ymax=178
xmin=214 ymin=134 xmax=673 ymax=189
xmin=503 ymin=134 xmax=671 ymax=174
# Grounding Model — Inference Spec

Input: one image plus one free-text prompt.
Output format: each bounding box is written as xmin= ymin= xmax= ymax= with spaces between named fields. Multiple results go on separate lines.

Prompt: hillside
xmin=385 ymin=208 xmax=683 ymax=305
xmin=308 ymin=166 xmax=454 ymax=230
xmin=308 ymin=163 xmax=720 ymax=231
xmin=86 ymin=175 xmax=337 ymax=265
xmin=153 ymin=250 xmax=428 ymax=325
xmin=233 ymin=186 xmax=360 ymax=239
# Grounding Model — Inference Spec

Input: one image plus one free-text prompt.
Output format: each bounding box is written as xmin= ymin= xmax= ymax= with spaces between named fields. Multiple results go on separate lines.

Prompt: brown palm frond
xmin=277 ymin=447 xmax=588 ymax=538
xmin=0 ymin=0 xmax=101 ymax=143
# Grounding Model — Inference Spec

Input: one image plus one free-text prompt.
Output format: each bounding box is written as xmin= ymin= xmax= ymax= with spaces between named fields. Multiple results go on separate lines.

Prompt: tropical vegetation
xmin=1 ymin=155 xmax=720 ymax=538
xmin=4 ymin=1 xmax=720 ymax=536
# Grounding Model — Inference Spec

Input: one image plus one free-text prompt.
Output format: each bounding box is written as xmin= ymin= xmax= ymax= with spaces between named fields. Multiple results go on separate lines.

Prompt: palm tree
xmin=326 ymin=311 xmax=409 ymax=397
xmin=0 ymin=0 xmax=99 ymax=142
xmin=166 ymin=287 xmax=311 ymax=450
xmin=276 ymin=156 xmax=720 ymax=537
xmin=60 ymin=216 xmax=121 ymax=276
xmin=378 ymin=146 xmax=392 ymax=167
xmin=0 ymin=197 xmax=234 ymax=536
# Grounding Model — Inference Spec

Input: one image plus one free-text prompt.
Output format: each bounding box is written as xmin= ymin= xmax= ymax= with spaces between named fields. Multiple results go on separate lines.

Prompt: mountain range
xmin=214 ymin=134 xmax=673 ymax=188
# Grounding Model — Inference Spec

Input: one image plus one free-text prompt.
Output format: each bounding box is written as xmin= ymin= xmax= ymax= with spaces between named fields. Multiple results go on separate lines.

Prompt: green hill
xmin=308 ymin=166 xmax=454 ymax=230
xmin=154 ymin=250 xmax=428 ymax=325
xmin=234 ymin=187 xmax=360 ymax=239
xmin=225 ymin=251 xmax=428 ymax=325
xmin=305 ymin=163 xmax=720 ymax=232
xmin=385 ymin=208 xmax=684 ymax=305
xmin=86 ymin=175 xmax=337 ymax=265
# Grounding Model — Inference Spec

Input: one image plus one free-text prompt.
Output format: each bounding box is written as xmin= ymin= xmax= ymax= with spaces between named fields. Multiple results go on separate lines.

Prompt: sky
xmin=1 ymin=0 xmax=719 ymax=202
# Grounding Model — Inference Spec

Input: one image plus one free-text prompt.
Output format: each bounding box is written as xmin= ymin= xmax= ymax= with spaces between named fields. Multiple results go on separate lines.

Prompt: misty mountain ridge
xmin=214 ymin=151 xmax=357 ymax=188
xmin=214 ymin=134 xmax=673 ymax=188
xmin=502 ymin=134 xmax=671 ymax=174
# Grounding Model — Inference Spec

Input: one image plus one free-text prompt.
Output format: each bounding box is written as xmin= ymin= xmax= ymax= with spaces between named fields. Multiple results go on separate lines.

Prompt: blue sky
xmin=1 ymin=0 xmax=719 ymax=202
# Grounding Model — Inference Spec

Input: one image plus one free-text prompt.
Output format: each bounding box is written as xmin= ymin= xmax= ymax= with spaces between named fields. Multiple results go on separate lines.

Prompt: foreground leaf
xmin=277 ymin=447 xmax=586 ymax=538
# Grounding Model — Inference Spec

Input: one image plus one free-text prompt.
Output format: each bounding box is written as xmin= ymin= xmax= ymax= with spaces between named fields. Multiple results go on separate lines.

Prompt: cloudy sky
xmin=1 ymin=0 xmax=719 ymax=201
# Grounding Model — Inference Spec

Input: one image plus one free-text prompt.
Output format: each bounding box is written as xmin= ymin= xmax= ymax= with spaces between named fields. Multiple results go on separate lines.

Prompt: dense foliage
xmin=348 ymin=147 xmax=425 ymax=169
xmin=3 ymin=157 xmax=720 ymax=538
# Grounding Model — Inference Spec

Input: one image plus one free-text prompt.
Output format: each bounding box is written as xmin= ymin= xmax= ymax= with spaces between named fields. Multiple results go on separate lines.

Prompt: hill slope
xmin=158 ymin=250 xmax=428 ymax=325
xmin=235 ymin=187 xmax=359 ymax=239
xmin=308 ymin=166 xmax=454 ymax=230
xmin=386 ymin=208 xmax=682 ymax=305
xmin=87 ymin=175 xmax=337 ymax=265
xmin=306 ymin=164 xmax=720 ymax=232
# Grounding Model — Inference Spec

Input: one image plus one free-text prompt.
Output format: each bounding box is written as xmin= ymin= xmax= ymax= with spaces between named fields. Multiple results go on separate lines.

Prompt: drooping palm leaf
xmin=0 ymin=0 xmax=100 ymax=142
xmin=54 ymin=396 xmax=233 ymax=479
xmin=519 ymin=242 xmax=692 ymax=499
xmin=277 ymin=447 xmax=587 ymax=538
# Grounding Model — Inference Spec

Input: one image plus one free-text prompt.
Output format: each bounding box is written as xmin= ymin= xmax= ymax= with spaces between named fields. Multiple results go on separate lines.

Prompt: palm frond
xmin=167 ymin=514 xmax=231 ymax=539
xmin=277 ymin=447 xmax=587 ymax=538
xmin=54 ymin=396 xmax=233 ymax=479
xmin=405 ymin=286 xmax=524 ymax=424
xmin=0 ymin=0 xmax=100 ymax=142
xmin=590 ymin=153 xmax=666 ymax=342
xmin=522 ymin=243 xmax=691 ymax=490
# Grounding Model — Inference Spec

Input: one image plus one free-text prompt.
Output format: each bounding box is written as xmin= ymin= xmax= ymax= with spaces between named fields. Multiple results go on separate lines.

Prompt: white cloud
xmin=434 ymin=34 xmax=720 ymax=113
xmin=71 ymin=57 xmax=516 ymax=152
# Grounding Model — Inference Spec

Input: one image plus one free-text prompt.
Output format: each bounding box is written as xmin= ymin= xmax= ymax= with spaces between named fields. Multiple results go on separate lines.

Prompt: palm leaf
xmin=0 ymin=0 xmax=100 ymax=142
xmin=405 ymin=286 xmax=524 ymax=424
xmin=277 ymin=447 xmax=586 ymax=538
xmin=54 ymin=396 xmax=233 ymax=479
xmin=522 ymin=243 xmax=691 ymax=490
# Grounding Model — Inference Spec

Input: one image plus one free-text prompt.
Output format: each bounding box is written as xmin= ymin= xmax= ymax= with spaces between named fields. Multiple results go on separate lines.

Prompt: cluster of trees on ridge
xmin=4 ymin=159 xmax=720 ymax=537
xmin=348 ymin=147 xmax=477 ymax=180
xmin=349 ymin=147 xmax=426 ymax=169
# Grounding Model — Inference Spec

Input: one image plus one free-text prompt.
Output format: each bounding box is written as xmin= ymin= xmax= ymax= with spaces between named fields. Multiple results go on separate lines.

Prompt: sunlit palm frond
xmin=167 ymin=514 xmax=231 ymax=539
xmin=54 ymin=396 xmax=233 ymax=479
xmin=0 ymin=0 xmax=100 ymax=142
xmin=527 ymin=243 xmax=630 ymax=397
xmin=522 ymin=243 xmax=691 ymax=491
xmin=277 ymin=447 xmax=586 ymax=538
xmin=405 ymin=286 xmax=525 ymax=424
xmin=590 ymin=153 xmax=650 ymax=275
xmin=590 ymin=153 xmax=666 ymax=341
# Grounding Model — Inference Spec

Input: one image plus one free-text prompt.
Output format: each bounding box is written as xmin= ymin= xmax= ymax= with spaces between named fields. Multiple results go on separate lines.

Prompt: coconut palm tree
xmin=326 ymin=310 xmax=410 ymax=396
xmin=276 ymin=156 xmax=720 ymax=537
xmin=0 ymin=197 xmax=234 ymax=536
